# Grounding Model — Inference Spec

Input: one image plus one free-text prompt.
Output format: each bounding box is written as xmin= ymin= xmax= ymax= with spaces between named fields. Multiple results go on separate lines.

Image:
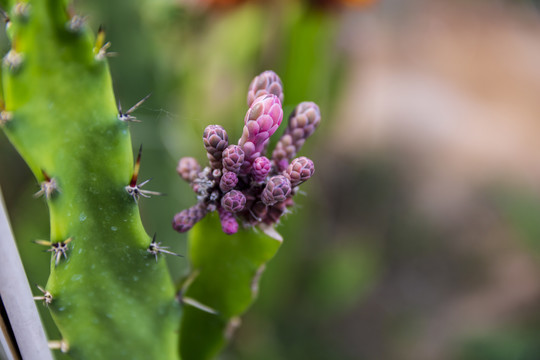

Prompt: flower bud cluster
xmin=172 ymin=70 xmax=320 ymax=235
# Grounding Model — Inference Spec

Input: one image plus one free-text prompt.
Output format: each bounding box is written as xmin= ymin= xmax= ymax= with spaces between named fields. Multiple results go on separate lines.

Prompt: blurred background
xmin=3 ymin=0 xmax=540 ymax=359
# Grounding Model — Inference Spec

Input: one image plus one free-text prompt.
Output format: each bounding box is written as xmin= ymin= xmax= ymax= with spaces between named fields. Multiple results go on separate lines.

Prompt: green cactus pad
xmin=0 ymin=0 xmax=180 ymax=359
xmin=180 ymin=214 xmax=282 ymax=360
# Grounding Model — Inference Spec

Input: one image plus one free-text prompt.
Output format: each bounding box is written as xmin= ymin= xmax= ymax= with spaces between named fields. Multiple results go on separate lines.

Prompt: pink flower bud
xmin=261 ymin=175 xmax=291 ymax=206
xmin=219 ymin=171 xmax=238 ymax=192
xmin=172 ymin=203 xmax=207 ymax=233
xmin=203 ymin=125 xmax=229 ymax=169
xmin=177 ymin=157 xmax=201 ymax=183
xmin=222 ymin=145 xmax=245 ymax=174
xmin=221 ymin=190 xmax=246 ymax=213
xmin=251 ymin=156 xmax=271 ymax=183
xmin=247 ymin=70 xmax=284 ymax=108
xmin=286 ymin=157 xmax=314 ymax=186
xmin=218 ymin=207 xmax=238 ymax=235
xmin=273 ymin=102 xmax=320 ymax=171
xmin=239 ymin=95 xmax=283 ymax=174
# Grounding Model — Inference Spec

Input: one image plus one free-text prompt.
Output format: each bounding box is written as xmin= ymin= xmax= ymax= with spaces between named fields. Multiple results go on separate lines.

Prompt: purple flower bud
xmin=247 ymin=70 xmax=284 ymax=108
xmin=218 ymin=207 xmax=238 ymax=235
xmin=221 ymin=190 xmax=246 ymax=213
xmin=219 ymin=171 xmax=238 ymax=192
xmin=272 ymin=102 xmax=320 ymax=171
xmin=203 ymin=125 xmax=229 ymax=169
xmin=239 ymin=95 xmax=283 ymax=174
xmin=172 ymin=203 xmax=207 ymax=233
xmin=221 ymin=145 xmax=245 ymax=174
xmin=177 ymin=157 xmax=201 ymax=183
xmin=251 ymin=156 xmax=271 ymax=183
xmin=286 ymin=157 xmax=314 ymax=186
xmin=261 ymin=175 xmax=291 ymax=206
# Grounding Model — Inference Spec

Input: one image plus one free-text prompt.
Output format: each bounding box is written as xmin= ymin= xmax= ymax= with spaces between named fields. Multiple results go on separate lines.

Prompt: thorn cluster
xmin=34 ymin=237 xmax=72 ymax=266
xmin=173 ymin=70 xmax=319 ymax=235
xmin=147 ymin=234 xmax=182 ymax=262
xmin=34 ymin=285 xmax=52 ymax=306
xmin=34 ymin=171 xmax=59 ymax=199
xmin=125 ymin=145 xmax=162 ymax=202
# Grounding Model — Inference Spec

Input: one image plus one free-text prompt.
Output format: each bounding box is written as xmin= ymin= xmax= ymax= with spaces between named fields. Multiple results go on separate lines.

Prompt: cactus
xmin=0 ymin=0 xmax=180 ymax=359
xmin=174 ymin=70 xmax=319 ymax=359
xmin=0 ymin=0 xmax=320 ymax=357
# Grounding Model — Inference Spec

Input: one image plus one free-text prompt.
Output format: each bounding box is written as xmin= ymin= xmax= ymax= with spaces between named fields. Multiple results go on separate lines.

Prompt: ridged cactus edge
xmin=0 ymin=1 xmax=180 ymax=359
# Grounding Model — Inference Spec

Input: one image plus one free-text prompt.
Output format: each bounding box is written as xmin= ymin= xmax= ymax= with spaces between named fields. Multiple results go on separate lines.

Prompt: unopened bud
xmin=239 ymin=95 xmax=283 ymax=174
xmin=177 ymin=157 xmax=201 ymax=183
xmin=220 ymin=171 xmax=238 ymax=192
xmin=172 ymin=203 xmax=207 ymax=233
xmin=247 ymin=70 xmax=284 ymax=107
xmin=221 ymin=190 xmax=246 ymax=213
xmin=251 ymin=156 xmax=271 ymax=183
xmin=222 ymin=145 xmax=245 ymax=174
xmin=218 ymin=207 xmax=239 ymax=235
xmin=286 ymin=157 xmax=314 ymax=186
xmin=203 ymin=125 xmax=229 ymax=169
xmin=261 ymin=175 xmax=291 ymax=206
xmin=273 ymin=102 xmax=320 ymax=170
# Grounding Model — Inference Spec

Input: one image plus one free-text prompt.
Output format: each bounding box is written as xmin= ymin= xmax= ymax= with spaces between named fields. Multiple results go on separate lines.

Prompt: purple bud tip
xmin=177 ymin=157 xmax=201 ymax=183
xmin=222 ymin=145 xmax=245 ymax=174
xmin=218 ymin=207 xmax=239 ymax=235
xmin=203 ymin=125 xmax=229 ymax=169
xmin=252 ymin=156 xmax=271 ymax=183
xmin=247 ymin=70 xmax=284 ymax=108
xmin=261 ymin=175 xmax=292 ymax=206
xmin=219 ymin=171 xmax=238 ymax=192
xmin=221 ymin=190 xmax=246 ymax=213
xmin=239 ymin=95 xmax=283 ymax=174
xmin=286 ymin=157 xmax=314 ymax=186
xmin=172 ymin=204 xmax=207 ymax=233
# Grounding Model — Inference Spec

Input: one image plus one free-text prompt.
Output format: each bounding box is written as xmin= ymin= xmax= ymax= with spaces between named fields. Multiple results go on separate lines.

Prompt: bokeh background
xmin=3 ymin=0 xmax=540 ymax=359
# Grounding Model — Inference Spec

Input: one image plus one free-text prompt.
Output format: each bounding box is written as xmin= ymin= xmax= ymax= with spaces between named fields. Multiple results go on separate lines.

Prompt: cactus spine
xmin=0 ymin=1 xmax=180 ymax=359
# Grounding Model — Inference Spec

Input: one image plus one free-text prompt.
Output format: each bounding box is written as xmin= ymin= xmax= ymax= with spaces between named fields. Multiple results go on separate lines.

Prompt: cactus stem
xmin=48 ymin=340 xmax=69 ymax=353
xmin=33 ymin=176 xmax=58 ymax=199
xmin=0 ymin=110 xmax=13 ymax=125
xmin=3 ymin=49 xmax=22 ymax=71
xmin=34 ymin=237 xmax=72 ymax=266
xmin=147 ymin=234 xmax=182 ymax=262
xmin=33 ymin=284 xmax=52 ymax=305
xmin=117 ymin=93 xmax=151 ymax=122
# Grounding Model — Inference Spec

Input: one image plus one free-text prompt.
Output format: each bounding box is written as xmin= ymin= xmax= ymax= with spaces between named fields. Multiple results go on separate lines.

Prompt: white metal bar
xmin=0 ymin=188 xmax=53 ymax=360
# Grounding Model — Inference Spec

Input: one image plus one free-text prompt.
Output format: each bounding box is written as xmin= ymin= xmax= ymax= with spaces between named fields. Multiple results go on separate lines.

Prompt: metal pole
xmin=0 ymin=188 xmax=53 ymax=360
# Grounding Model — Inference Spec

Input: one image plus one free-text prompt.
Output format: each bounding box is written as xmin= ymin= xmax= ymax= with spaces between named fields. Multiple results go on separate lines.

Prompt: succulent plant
xmin=0 ymin=1 xmax=180 ymax=358
xmin=173 ymin=70 xmax=320 ymax=359
xmin=0 ymin=1 xmax=320 ymax=356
